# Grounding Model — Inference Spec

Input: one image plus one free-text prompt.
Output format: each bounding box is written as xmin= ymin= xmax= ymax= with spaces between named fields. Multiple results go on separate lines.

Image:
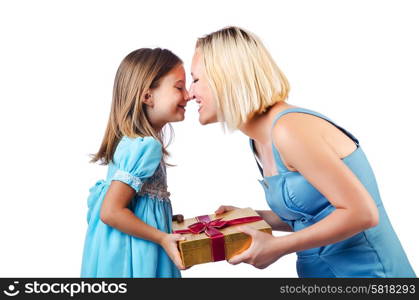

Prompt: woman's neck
xmin=239 ymin=102 xmax=295 ymax=144
xmin=240 ymin=112 xmax=271 ymax=144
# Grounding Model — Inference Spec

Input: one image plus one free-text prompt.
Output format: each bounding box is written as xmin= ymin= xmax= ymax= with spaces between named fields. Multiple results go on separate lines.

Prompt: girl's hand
xmin=160 ymin=233 xmax=186 ymax=270
xmin=172 ymin=214 xmax=184 ymax=223
xmin=228 ymin=225 xmax=285 ymax=269
xmin=215 ymin=205 xmax=240 ymax=215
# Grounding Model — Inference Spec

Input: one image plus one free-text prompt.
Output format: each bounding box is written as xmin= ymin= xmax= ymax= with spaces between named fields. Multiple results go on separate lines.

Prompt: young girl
xmin=81 ymin=48 xmax=190 ymax=278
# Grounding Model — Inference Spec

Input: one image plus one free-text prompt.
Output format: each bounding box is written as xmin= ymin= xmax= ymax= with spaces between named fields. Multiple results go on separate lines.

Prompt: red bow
xmin=174 ymin=215 xmax=262 ymax=262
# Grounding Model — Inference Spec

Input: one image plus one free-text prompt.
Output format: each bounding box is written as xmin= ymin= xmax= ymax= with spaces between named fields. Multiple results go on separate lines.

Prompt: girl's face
xmin=147 ymin=64 xmax=190 ymax=129
xmin=189 ymin=49 xmax=218 ymax=125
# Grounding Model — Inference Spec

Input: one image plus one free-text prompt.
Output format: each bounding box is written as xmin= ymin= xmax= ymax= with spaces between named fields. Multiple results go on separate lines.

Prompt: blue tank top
xmin=250 ymin=107 xmax=416 ymax=277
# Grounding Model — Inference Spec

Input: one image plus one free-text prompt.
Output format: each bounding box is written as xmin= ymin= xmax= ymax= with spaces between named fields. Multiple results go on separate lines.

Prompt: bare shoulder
xmin=272 ymin=110 xmax=357 ymax=162
xmin=272 ymin=112 xmax=324 ymax=145
xmin=271 ymin=112 xmax=330 ymax=170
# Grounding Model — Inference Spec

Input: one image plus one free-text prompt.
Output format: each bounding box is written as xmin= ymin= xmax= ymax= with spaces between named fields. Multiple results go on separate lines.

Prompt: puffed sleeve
xmin=110 ymin=136 xmax=162 ymax=192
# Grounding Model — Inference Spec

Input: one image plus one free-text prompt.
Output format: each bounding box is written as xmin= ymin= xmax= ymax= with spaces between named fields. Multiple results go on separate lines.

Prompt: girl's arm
xmin=215 ymin=206 xmax=293 ymax=232
xmin=229 ymin=114 xmax=378 ymax=268
xmin=100 ymin=181 xmax=185 ymax=269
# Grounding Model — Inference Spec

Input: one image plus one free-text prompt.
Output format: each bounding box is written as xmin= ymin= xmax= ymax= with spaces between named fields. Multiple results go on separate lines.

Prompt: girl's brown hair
xmin=91 ymin=48 xmax=182 ymax=165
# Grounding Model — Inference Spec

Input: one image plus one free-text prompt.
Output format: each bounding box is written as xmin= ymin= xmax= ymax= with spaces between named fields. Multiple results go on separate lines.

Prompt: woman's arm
xmin=100 ymin=181 xmax=185 ymax=269
xmin=256 ymin=210 xmax=293 ymax=232
xmin=229 ymin=114 xmax=378 ymax=268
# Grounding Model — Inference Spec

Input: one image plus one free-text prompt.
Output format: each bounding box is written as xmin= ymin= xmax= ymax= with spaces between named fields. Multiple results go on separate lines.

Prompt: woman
xmin=189 ymin=26 xmax=415 ymax=277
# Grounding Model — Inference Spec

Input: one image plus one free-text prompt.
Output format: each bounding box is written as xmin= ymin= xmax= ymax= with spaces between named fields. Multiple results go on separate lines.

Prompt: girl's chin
xmin=172 ymin=113 xmax=186 ymax=122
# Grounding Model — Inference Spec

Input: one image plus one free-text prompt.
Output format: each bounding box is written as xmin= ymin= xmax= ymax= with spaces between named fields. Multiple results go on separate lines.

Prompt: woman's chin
xmin=198 ymin=115 xmax=208 ymax=125
xmin=199 ymin=115 xmax=217 ymax=125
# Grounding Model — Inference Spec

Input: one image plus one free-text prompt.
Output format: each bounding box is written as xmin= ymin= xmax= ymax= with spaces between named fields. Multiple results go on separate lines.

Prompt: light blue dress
xmin=81 ymin=136 xmax=181 ymax=278
xmin=251 ymin=107 xmax=416 ymax=278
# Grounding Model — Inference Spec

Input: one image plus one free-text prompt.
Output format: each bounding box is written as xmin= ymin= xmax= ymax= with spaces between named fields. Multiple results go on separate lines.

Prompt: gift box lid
xmin=172 ymin=207 xmax=272 ymax=243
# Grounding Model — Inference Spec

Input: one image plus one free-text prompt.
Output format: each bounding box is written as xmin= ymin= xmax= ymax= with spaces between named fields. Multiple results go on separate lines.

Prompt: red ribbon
xmin=174 ymin=215 xmax=262 ymax=262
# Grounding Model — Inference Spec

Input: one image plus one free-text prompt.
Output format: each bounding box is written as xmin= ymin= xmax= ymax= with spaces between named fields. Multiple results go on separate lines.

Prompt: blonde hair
xmin=91 ymin=48 xmax=182 ymax=165
xmin=196 ymin=26 xmax=290 ymax=130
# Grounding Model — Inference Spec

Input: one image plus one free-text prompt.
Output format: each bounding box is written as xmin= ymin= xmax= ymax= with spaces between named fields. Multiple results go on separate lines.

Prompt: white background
xmin=0 ymin=0 xmax=418 ymax=277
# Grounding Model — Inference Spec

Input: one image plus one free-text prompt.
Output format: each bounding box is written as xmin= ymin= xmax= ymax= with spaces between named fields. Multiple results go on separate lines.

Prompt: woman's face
xmin=189 ymin=49 xmax=218 ymax=125
xmin=147 ymin=64 xmax=190 ymax=128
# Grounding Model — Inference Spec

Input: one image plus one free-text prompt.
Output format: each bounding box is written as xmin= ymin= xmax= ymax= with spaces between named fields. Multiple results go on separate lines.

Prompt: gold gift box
xmin=172 ymin=207 xmax=272 ymax=267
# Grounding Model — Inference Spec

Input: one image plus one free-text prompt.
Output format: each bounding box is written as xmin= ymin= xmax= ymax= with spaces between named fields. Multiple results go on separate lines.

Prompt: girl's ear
xmin=143 ymin=90 xmax=153 ymax=107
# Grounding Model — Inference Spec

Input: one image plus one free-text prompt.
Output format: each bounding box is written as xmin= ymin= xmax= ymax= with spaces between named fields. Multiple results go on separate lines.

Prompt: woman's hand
xmin=215 ymin=205 xmax=240 ymax=215
xmin=159 ymin=233 xmax=186 ymax=270
xmin=228 ymin=225 xmax=285 ymax=269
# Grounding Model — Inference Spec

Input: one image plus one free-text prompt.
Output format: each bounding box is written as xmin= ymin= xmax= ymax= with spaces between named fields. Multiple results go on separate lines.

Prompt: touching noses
xmin=184 ymin=89 xmax=193 ymax=102
xmin=178 ymin=88 xmax=192 ymax=106
xmin=188 ymin=83 xmax=195 ymax=101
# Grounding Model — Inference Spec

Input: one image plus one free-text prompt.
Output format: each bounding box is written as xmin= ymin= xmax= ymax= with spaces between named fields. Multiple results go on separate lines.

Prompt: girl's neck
xmin=152 ymin=121 xmax=166 ymax=133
